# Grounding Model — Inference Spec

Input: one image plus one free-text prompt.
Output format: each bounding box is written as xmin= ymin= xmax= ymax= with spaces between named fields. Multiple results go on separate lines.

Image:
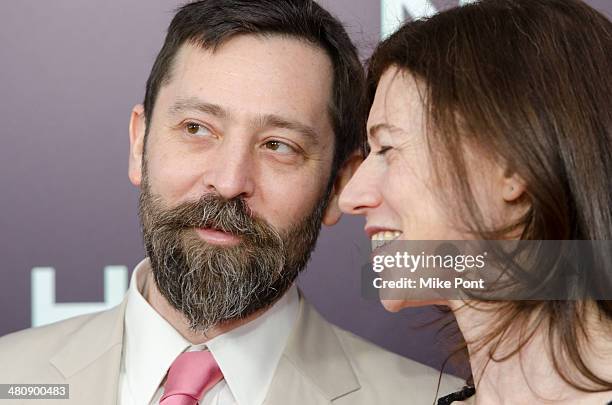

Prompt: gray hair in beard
xmin=138 ymin=175 xmax=329 ymax=335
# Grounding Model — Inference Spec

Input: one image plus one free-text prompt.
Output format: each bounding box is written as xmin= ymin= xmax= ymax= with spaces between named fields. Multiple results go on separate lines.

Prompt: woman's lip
xmin=365 ymin=226 xmax=402 ymax=238
xmin=195 ymin=227 xmax=241 ymax=246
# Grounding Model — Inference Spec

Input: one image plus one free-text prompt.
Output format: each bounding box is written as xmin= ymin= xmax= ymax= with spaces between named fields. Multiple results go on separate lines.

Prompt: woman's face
xmin=339 ymin=67 xmax=526 ymax=312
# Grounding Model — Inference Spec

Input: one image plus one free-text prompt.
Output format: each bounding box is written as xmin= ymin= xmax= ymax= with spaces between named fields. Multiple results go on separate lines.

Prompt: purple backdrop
xmin=1 ymin=0 xmax=610 ymax=377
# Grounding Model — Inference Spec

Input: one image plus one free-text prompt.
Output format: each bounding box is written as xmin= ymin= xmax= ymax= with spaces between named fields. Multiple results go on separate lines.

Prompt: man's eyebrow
xmin=168 ymin=98 xmax=229 ymax=119
xmin=169 ymin=98 xmax=320 ymax=144
xmin=255 ymin=114 xmax=320 ymax=145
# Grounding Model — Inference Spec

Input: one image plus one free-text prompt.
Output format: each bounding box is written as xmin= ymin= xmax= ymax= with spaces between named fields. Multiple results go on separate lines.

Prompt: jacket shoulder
xmin=332 ymin=326 xmax=464 ymax=403
xmin=0 ymin=312 xmax=97 ymax=353
xmin=0 ymin=311 xmax=108 ymax=380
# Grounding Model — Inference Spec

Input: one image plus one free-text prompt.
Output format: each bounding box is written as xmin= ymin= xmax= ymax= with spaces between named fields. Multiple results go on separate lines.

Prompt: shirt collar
xmin=123 ymin=257 xmax=299 ymax=405
xmin=206 ymin=278 xmax=298 ymax=405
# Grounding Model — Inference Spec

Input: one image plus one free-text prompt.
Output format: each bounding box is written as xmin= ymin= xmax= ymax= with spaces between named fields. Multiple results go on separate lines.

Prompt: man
xmin=0 ymin=1 xmax=462 ymax=404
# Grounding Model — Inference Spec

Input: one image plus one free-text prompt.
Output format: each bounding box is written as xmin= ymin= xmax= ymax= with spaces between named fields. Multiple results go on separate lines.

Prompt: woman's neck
xmin=449 ymin=301 xmax=612 ymax=404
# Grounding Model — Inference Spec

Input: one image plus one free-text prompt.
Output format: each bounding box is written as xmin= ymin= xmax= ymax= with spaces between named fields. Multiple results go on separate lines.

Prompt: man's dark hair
xmin=143 ymin=0 xmax=366 ymax=178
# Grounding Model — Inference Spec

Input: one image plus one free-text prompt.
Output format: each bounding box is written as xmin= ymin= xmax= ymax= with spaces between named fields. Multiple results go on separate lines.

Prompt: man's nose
xmin=203 ymin=139 xmax=255 ymax=200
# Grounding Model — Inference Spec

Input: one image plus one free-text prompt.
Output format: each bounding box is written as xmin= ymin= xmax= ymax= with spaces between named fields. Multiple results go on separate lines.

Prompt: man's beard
xmin=138 ymin=172 xmax=330 ymax=334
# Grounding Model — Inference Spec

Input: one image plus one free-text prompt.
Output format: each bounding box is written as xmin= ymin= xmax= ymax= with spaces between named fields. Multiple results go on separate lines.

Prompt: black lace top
xmin=437 ymin=386 xmax=612 ymax=405
xmin=437 ymin=385 xmax=475 ymax=405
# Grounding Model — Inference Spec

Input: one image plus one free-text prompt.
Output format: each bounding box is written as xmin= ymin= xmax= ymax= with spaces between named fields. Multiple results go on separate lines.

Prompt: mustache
xmin=151 ymin=193 xmax=274 ymax=238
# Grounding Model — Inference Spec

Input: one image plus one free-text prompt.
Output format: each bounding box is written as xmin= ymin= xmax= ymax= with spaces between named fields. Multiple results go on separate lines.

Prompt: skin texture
xmin=127 ymin=35 xmax=353 ymax=343
xmin=339 ymin=67 xmax=612 ymax=403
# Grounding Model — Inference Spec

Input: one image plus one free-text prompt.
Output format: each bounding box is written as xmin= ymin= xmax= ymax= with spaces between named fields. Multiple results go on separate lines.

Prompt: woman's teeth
xmin=371 ymin=231 xmax=402 ymax=250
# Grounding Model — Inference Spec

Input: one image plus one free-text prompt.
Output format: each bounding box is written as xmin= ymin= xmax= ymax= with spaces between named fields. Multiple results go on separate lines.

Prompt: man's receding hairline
xmin=159 ymin=32 xmax=334 ymax=89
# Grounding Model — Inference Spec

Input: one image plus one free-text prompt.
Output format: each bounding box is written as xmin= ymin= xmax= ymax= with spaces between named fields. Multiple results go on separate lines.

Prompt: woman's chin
xmin=380 ymin=299 xmax=410 ymax=312
xmin=380 ymin=299 xmax=447 ymax=312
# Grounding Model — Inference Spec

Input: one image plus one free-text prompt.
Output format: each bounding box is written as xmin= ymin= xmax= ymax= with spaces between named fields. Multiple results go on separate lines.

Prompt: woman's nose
xmin=338 ymin=156 xmax=382 ymax=215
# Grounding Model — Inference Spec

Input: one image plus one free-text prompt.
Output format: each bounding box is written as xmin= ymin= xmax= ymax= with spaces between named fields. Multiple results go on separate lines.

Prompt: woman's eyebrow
xmin=368 ymin=123 xmax=403 ymax=140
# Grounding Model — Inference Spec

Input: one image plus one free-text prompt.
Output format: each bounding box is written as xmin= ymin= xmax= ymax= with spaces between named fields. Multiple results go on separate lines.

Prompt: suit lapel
xmin=263 ymin=357 xmax=332 ymax=405
xmin=50 ymin=297 xmax=127 ymax=405
xmin=265 ymin=294 xmax=360 ymax=405
xmin=46 ymin=290 xmax=360 ymax=404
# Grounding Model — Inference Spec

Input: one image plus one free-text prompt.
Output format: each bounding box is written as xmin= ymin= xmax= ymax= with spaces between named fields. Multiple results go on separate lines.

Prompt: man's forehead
xmin=156 ymin=37 xmax=335 ymax=134
xmin=167 ymin=36 xmax=333 ymax=88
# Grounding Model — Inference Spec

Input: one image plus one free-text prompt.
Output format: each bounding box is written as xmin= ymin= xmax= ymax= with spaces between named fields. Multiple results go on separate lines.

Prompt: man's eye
xmin=264 ymin=140 xmax=294 ymax=154
xmin=185 ymin=122 xmax=212 ymax=137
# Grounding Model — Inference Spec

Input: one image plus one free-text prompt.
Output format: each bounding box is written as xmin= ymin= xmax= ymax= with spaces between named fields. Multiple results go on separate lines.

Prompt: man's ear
xmin=322 ymin=153 xmax=364 ymax=226
xmin=128 ymin=104 xmax=146 ymax=187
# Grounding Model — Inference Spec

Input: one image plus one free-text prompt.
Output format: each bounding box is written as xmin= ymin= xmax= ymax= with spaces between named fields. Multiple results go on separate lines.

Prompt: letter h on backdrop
xmin=31 ymin=266 xmax=128 ymax=327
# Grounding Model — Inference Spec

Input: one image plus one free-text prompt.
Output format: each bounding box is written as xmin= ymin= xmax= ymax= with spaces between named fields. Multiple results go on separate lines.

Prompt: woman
xmin=339 ymin=0 xmax=612 ymax=403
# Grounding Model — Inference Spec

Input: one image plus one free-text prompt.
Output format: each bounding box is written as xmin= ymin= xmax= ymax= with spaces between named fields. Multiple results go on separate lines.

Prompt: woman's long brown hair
xmin=367 ymin=0 xmax=612 ymax=392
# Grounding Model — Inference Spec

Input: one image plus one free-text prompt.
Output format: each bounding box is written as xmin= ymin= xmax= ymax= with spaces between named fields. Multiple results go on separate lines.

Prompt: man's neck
xmin=142 ymin=269 xmax=270 ymax=345
xmin=449 ymin=300 xmax=612 ymax=404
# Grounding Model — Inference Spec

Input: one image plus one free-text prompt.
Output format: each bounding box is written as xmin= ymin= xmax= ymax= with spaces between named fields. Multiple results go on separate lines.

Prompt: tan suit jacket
xmin=0 ymin=295 xmax=462 ymax=404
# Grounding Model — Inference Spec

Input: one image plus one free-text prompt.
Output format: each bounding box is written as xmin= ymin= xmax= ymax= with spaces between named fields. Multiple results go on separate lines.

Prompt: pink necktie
xmin=160 ymin=351 xmax=224 ymax=405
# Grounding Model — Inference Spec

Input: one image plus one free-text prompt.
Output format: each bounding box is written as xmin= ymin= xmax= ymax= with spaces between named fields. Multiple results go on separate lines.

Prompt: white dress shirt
xmin=118 ymin=258 xmax=299 ymax=405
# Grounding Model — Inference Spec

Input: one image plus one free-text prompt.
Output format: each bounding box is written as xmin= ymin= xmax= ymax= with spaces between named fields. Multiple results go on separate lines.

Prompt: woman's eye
xmin=376 ymin=146 xmax=393 ymax=156
xmin=264 ymin=140 xmax=294 ymax=154
xmin=185 ymin=122 xmax=212 ymax=137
